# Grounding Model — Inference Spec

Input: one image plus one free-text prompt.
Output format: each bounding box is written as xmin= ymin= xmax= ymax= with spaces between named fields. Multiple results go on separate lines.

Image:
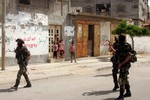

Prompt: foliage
xmin=112 ymin=20 xmax=150 ymax=36
xmin=126 ymin=25 xmax=142 ymax=36
xmin=141 ymin=27 xmax=150 ymax=36
xmin=112 ymin=21 xmax=127 ymax=35
xmin=112 ymin=20 xmax=150 ymax=50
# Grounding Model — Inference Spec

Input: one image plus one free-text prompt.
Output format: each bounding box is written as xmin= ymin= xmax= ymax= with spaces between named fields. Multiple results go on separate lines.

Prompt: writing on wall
xmin=0 ymin=12 xmax=48 ymax=57
xmin=100 ymin=22 xmax=110 ymax=55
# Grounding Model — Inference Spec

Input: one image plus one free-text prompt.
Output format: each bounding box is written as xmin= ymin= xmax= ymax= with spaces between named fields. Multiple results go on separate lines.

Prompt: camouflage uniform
xmin=12 ymin=39 xmax=31 ymax=90
xmin=111 ymin=42 xmax=119 ymax=91
xmin=116 ymin=42 xmax=132 ymax=100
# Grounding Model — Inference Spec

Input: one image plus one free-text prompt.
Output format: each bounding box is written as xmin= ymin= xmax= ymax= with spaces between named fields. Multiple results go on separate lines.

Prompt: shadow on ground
xmin=0 ymin=87 xmax=25 ymax=93
xmin=0 ymin=88 xmax=16 ymax=93
xmin=94 ymin=73 xmax=112 ymax=77
xmin=82 ymin=89 xmax=118 ymax=96
xmin=96 ymin=56 xmax=111 ymax=62
xmin=102 ymin=98 xmax=116 ymax=100
xmin=82 ymin=90 xmax=118 ymax=100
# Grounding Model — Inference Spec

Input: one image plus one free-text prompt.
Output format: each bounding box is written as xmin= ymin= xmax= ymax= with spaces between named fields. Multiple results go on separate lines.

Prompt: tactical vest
xmin=116 ymin=42 xmax=132 ymax=64
xmin=15 ymin=46 xmax=30 ymax=62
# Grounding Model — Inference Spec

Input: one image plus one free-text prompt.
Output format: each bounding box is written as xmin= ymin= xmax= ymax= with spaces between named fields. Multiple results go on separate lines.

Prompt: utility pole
xmin=1 ymin=0 xmax=6 ymax=70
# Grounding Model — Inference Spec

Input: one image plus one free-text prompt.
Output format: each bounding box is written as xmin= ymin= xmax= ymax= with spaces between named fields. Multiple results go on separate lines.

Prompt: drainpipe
xmin=1 ymin=0 xmax=6 ymax=70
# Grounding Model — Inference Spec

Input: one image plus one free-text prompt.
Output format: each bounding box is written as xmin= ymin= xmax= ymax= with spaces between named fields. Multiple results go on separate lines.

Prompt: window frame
xmin=18 ymin=0 xmax=49 ymax=9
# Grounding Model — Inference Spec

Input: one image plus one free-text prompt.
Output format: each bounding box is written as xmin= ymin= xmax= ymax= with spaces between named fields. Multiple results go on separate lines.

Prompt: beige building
xmin=0 ymin=0 xmax=122 ymax=66
xmin=70 ymin=0 xmax=149 ymax=26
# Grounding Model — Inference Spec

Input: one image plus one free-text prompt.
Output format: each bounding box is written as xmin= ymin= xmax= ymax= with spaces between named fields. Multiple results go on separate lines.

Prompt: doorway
xmin=48 ymin=25 xmax=62 ymax=57
xmin=88 ymin=25 xmax=94 ymax=56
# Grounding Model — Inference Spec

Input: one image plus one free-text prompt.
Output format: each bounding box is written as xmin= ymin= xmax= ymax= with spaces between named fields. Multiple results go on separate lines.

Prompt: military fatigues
xmin=13 ymin=45 xmax=31 ymax=90
xmin=111 ymin=42 xmax=119 ymax=91
xmin=116 ymin=42 xmax=132 ymax=99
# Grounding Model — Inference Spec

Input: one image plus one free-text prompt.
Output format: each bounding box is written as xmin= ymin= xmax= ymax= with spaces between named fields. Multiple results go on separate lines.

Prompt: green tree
xmin=112 ymin=20 xmax=150 ymax=50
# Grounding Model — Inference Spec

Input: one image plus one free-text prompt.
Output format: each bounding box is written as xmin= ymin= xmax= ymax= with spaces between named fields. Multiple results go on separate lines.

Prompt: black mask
xmin=17 ymin=42 xmax=23 ymax=47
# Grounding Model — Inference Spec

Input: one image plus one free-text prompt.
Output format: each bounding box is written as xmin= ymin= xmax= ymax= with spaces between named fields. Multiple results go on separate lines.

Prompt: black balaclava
xmin=119 ymin=34 xmax=126 ymax=44
xmin=17 ymin=42 xmax=23 ymax=47
xmin=115 ymin=36 xmax=119 ymax=43
xmin=16 ymin=38 xmax=24 ymax=47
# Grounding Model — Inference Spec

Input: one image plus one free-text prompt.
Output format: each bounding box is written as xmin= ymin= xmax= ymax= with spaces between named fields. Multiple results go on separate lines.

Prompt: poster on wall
xmin=64 ymin=26 xmax=75 ymax=36
xmin=0 ymin=11 xmax=48 ymax=57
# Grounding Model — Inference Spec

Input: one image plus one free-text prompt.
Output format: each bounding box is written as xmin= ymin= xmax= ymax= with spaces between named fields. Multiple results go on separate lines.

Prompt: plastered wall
xmin=0 ymin=11 xmax=49 ymax=58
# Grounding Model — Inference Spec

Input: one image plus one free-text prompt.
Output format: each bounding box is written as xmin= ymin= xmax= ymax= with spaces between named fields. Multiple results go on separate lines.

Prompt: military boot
xmin=24 ymin=83 xmax=32 ymax=88
xmin=11 ymin=86 xmax=18 ymax=90
xmin=116 ymin=96 xmax=124 ymax=100
xmin=116 ymin=89 xmax=124 ymax=100
xmin=24 ymin=80 xmax=32 ymax=88
xmin=113 ymin=83 xmax=119 ymax=91
xmin=11 ymin=79 xmax=20 ymax=90
xmin=24 ymin=74 xmax=32 ymax=88
xmin=124 ymin=84 xmax=131 ymax=97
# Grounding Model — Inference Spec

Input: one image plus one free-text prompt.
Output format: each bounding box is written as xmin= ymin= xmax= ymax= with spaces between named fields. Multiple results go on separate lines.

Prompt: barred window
xmin=96 ymin=4 xmax=110 ymax=13
xmin=19 ymin=0 xmax=49 ymax=8
xmin=19 ymin=0 xmax=31 ymax=5
xmin=85 ymin=6 xmax=93 ymax=13
xmin=116 ymin=4 xmax=125 ymax=12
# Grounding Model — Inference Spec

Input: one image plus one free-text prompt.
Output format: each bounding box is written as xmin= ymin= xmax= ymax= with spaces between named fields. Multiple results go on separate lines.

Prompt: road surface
xmin=0 ymin=61 xmax=149 ymax=100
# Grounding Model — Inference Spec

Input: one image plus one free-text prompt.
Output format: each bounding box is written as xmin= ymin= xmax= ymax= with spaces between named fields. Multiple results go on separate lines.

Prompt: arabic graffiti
xmin=0 ymin=12 xmax=49 ymax=56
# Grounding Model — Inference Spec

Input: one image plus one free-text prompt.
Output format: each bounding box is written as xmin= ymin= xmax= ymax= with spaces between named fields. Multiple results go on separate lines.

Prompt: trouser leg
xmin=73 ymin=52 xmax=76 ymax=63
xmin=12 ymin=69 xmax=22 ymax=90
xmin=112 ymin=65 xmax=119 ymax=90
xmin=23 ymin=72 xmax=31 ymax=85
xmin=71 ymin=52 xmax=73 ymax=63
xmin=116 ymin=72 xmax=125 ymax=100
xmin=124 ymin=83 xmax=131 ymax=97
xmin=119 ymin=83 xmax=124 ymax=97
xmin=125 ymin=84 xmax=130 ymax=93
xmin=113 ymin=70 xmax=118 ymax=85
xmin=14 ymin=78 xmax=20 ymax=88
xmin=23 ymin=71 xmax=31 ymax=87
xmin=53 ymin=51 xmax=57 ymax=59
xmin=55 ymin=51 xmax=57 ymax=59
xmin=116 ymin=87 xmax=124 ymax=100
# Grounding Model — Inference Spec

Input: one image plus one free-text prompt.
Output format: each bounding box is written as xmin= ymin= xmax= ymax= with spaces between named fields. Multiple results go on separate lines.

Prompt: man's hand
xmin=118 ymin=63 xmax=122 ymax=69
xmin=118 ymin=55 xmax=131 ymax=69
xmin=106 ymin=39 xmax=112 ymax=45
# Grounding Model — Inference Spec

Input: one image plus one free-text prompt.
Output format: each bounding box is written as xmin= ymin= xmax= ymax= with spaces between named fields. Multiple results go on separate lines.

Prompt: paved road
xmin=0 ymin=59 xmax=149 ymax=100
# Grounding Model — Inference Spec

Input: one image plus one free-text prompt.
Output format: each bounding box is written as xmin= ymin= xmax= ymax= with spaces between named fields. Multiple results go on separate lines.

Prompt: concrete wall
xmin=63 ymin=15 xmax=76 ymax=61
xmin=48 ymin=0 xmax=71 ymax=61
xmin=100 ymin=22 xmax=111 ymax=55
xmin=0 ymin=11 xmax=49 ymax=66
xmin=48 ymin=0 xmax=69 ymax=25
xmin=139 ymin=0 xmax=148 ymax=22
xmin=70 ymin=0 xmax=96 ymax=14
xmin=0 ymin=0 xmax=149 ymax=66
xmin=111 ymin=0 xmax=139 ymax=19
xmin=0 ymin=0 xmax=50 ymax=66
xmin=127 ymin=35 xmax=150 ymax=54
xmin=70 ymin=0 xmax=148 ymax=24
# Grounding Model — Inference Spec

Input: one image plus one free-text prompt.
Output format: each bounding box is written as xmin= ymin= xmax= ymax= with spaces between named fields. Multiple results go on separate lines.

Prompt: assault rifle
xmin=106 ymin=39 xmax=112 ymax=45
xmin=19 ymin=54 xmax=29 ymax=74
